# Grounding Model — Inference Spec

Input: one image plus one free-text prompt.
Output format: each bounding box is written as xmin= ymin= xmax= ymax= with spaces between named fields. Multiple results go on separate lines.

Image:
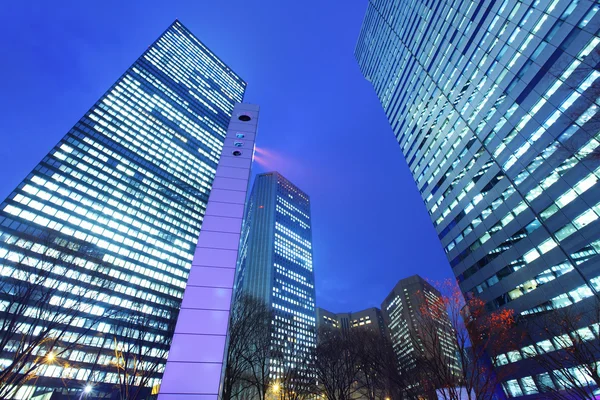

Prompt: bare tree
xmin=242 ymin=316 xmax=274 ymax=400
xmin=351 ymin=329 xmax=416 ymax=400
xmin=412 ymin=280 xmax=521 ymax=400
xmin=110 ymin=299 xmax=178 ymax=400
xmin=221 ymin=294 xmax=272 ymax=400
xmin=313 ymin=327 xmax=363 ymax=400
xmin=373 ymin=338 xmax=420 ymax=400
xmin=352 ymin=331 xmax=382 ymax=400
xmin=220 ymin=294 xmax=276 ymax=400
xmin=0 ymin=233 xmax=115 ymax=398
xmin=274 ymin=334 xmax=317 ymax=400
xmin=314 ymin=327 xmax=417 ymax=400
xmin=222 ymin=295 xmax=319 ymax=400
xmin=521 ymin=298 xmax=600 ymax=399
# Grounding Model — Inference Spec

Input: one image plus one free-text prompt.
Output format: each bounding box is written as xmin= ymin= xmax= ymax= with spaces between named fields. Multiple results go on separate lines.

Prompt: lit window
xmin=573 ymin=210 xmax=598 ymax=229
xmin=504 ymin=379 xmax=523 ymax=397
xmin=523 ymin=249 xmax=540 ymax=263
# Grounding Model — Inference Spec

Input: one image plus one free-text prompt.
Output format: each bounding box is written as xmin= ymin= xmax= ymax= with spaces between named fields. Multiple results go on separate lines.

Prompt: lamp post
xmin=79 ymin=331 xmax=106 ymax=399
xmin=272 ymin=383 xmax=280 ymax=393
xmin=268 ymin=381 xmax=281 ymax=400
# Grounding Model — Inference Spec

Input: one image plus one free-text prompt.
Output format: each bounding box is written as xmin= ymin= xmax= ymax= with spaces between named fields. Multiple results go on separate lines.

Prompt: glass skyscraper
xmin=235 ymin=172 xmax=317 ymax=380
xmin=357 ymin=0 xmax=600 ymax=397
xmin=0 ymin=20 xmax=245 ymax=398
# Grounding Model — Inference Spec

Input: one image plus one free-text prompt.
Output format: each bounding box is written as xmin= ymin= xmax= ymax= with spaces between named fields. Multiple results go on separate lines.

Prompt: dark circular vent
xmin=238 ymin=115 xmax=251 ymax=122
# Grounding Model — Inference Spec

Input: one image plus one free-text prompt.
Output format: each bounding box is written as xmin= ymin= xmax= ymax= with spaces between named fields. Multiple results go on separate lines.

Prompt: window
xmin=507 ymin=350 xmax=522 ymax=363
xmin=495 ymin=354 xmax=509 ymax=366
xmin=520 ymin=376 xmax=538 ymax=395
xmin=536 ymin=373 xmax=555 ymax=392
xmin=504 ymin=380 xmax=523 ymax=397
xmin=573 ymin=210 xmax=597 ymax=229
xmin=537 ymin=340 xmax=555 ymax=353
xmin=521 ymin=345 xmax=536 ymax=358
xmin=575 ymin=327 xmax=595 ymax=341
xmin=555 ymin=224 xmax=576 ymax=241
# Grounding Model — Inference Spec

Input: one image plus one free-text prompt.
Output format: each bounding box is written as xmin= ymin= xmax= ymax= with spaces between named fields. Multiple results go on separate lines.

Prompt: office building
xmin=316 ymin=307 xmax=341 ymax=330
xmin=381 ymin=275 xmax=459 ymax=375
xmin=235 ymin=172 xmax=317 ymax=379
xmin=316 ymin=307 xmax=388 ymax=339
xmin=356 ymin=0 xmax=600 ymax=397
xmin=0 ymin=20 xmax=245 ymax=398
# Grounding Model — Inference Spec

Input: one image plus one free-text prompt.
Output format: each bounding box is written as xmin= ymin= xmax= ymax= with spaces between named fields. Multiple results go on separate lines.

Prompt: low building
xmin=316 ymin=307 xmax=388 ymax=339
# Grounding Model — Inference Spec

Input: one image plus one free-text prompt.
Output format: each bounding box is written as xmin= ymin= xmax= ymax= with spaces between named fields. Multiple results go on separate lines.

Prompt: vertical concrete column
xmin=158 ymin=103 xmax=259 ymax=400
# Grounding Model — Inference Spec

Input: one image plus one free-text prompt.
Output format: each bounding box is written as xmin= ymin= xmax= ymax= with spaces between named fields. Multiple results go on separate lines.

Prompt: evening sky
xmin=0 ymin=1 xmax=453 ymax=312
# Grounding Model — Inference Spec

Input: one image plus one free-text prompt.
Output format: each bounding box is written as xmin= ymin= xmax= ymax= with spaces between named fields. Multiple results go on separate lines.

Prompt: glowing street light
xmin=46 ymin=352 xmax=55 ymax=362
xmin=272 ymin=382 xmax=280 ymax=393
xmin=84 ymin=385 xmax=92 ymax=394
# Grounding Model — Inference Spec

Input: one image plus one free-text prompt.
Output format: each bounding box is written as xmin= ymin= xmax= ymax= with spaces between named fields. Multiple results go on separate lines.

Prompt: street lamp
xmin=272 ymin=382 xmax=280 ymax=393
xmin=78 ymin=384 xmax=93 ymax=400
xmin=46 ymin=352 xmax=55 ymax=362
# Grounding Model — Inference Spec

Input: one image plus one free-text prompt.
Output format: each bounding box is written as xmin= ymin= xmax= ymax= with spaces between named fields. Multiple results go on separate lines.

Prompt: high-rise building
xmin=356 ymin=0 xmax=600 ymax=397
xmin=235 ymin=171 xmax=317 ymax=379
xmin=381 ymin=275 xmax=459 ymax=376
xmin=0 ymin=20 xmax=245 ymax=398
xmin=316 ymin=307 xmax=388 ymax=339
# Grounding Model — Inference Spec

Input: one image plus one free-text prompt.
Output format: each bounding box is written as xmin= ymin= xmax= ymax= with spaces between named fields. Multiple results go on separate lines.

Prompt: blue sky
xmin=0 ymin=0 xmax=452 ymax=312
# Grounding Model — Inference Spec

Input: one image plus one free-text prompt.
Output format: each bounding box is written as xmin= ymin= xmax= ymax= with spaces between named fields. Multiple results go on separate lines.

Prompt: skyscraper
xmin=381 ymin=275 xmax=459 ymax=378
xmin=235 ymin=172 xmax=317 ymax=379
xmin=0 ymin=20 xmax=245 ymax=398
xmin=356 ymin=0 xmax=600 ymax=397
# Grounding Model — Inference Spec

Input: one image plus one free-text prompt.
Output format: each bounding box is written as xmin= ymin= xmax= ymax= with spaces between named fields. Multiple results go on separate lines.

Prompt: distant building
xmin=235 ymin=172 xmax=317 ymax=378
xmin=316 ymin=307 xmax=340 ymax=330
xmin=381 ymin=275 xmax=460 ymax=376
xmin=316 ymin=307 xmax=388 ymax=339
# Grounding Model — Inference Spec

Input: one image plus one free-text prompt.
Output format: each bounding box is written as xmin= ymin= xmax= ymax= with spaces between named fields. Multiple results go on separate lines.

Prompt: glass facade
xmin=235 ymin=172 xmax=317 ymax=379
xmin=0 ymin=20 xmax=245 ymax=398
xmin=356 ymin=0 xmax=600 ymax=396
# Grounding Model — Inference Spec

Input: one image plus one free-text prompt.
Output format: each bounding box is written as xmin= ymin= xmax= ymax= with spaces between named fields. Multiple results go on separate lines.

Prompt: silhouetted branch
xmin=0 ymin=233 xmax=116 ymax=398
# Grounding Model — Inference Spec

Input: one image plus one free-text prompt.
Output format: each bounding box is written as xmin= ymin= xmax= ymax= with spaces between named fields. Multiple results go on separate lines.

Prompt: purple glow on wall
xmin=158 ymin=103 xmax=259 ymax=399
